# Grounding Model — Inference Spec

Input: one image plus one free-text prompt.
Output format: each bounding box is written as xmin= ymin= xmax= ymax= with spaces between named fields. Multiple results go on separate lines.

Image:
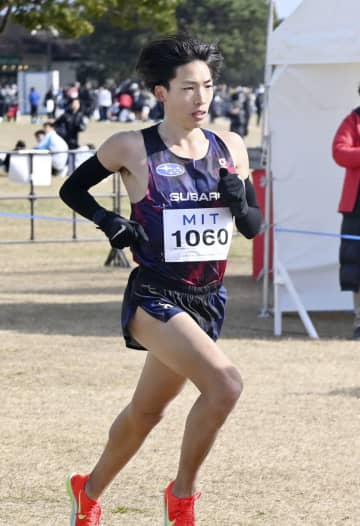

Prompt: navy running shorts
xmin=121 ymin=266 xmax=227 ymax=350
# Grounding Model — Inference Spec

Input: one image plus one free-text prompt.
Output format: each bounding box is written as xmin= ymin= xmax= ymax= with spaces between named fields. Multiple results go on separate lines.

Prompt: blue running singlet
xmin=129 ymin=124 xmax=236 ymax=287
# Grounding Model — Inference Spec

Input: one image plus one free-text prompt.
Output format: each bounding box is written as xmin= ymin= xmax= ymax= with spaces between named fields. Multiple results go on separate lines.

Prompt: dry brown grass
xmin=1 ymin=117 xmax=359 ymax=525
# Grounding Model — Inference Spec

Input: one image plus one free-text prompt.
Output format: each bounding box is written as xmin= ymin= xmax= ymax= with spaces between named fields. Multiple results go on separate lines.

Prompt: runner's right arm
xmin=59 ymin=153 xmax=148 ymax=248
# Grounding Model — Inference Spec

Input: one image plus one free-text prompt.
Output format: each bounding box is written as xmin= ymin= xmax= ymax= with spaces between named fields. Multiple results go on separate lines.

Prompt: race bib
xmin=163 ymin=207 xmax=233 ymax=262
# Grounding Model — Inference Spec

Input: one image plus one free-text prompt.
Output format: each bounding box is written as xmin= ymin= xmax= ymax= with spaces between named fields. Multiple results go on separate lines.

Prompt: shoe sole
xmin=66 ymin=473 xmax=78 ymax=526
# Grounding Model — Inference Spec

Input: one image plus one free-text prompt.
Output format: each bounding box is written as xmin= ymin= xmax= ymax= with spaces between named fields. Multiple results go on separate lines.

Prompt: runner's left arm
xmin=217 ymin=131 xmax=262 ymax=239
xmin=234 ymin=176 xmax=262 ymax=239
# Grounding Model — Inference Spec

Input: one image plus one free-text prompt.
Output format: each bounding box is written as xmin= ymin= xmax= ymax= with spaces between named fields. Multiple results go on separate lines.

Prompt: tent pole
xmin=259 ymin=0 xmax=274 ymax=317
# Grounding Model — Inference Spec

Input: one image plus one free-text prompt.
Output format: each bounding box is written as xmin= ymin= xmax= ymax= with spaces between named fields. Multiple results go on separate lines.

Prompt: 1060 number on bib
xmin=163 ymin=207 xmax=233 ymax=262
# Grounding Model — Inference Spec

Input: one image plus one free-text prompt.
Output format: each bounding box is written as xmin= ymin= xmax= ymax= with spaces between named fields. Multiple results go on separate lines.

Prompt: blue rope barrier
xmin=275 ymin=226 xmax=360 ymax=241
xmin=0 ymin=212 xmax=90 ymax=223
xmin=0 ymin=211 xmax=89 ymax=223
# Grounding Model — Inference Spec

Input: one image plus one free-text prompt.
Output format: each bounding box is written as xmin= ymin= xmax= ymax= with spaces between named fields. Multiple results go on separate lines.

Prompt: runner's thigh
xmin=131 ymin=352 xmax=187 ymax=413
xmin=129 ymin=307 xmax=235 ymax=393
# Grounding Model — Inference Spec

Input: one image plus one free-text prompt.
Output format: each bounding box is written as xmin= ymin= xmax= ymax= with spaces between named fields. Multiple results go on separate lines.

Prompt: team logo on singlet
xmin=156 ymin=163 xmax=185 ymax=177
xmin=218 ymin=157 xmax=236 ymax=174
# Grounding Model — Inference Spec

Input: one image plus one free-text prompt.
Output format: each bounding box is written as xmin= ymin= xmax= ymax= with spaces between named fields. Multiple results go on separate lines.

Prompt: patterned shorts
xmin=121 ymin=266 xmax=227 ymax=350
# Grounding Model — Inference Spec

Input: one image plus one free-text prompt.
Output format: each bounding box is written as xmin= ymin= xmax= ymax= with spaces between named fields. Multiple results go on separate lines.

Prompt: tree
xmin=1 ymin=0 xmax=270 ymax=87
xmin=176 ymin=0 xmax=269 ymax=86
xmin=0 ymin=0 xmax=177 ymax=37
xmin=76 ymin=25 xmax=151 ymax=85
xmin=76 ymin=0 xmax=270 ymax=87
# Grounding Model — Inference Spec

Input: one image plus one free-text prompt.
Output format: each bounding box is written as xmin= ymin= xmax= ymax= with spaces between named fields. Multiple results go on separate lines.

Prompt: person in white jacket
xmin=97 ymin=86 xmax=112 ymax=121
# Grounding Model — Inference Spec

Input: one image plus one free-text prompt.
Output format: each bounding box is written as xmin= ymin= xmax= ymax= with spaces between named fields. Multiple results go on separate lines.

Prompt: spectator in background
xmin=5 ymin=101 xmax=18 ymax=122
xmin=66 ymin=82 xmax=80 ymax=102
xmin=209 ymin=85 xmax=228 ymax=123
xmin=97 ymin=86 xmax=112 ymax=121
xmin=34 ymin=121 xmax=69 ymax=176
xmin=55 ymin=87 xmax=69 ymax=117
xmin=34 ymin=129 xmax=46 ymax=144
xmin=149 ymin=99 xmax=164 ymax=121
xmin=227 ymin=88 xmax=251 ymax=138
xmin=128 ymin=82 xmax=143 ymax=120
xmin=43 ymin=86 xmax=58 ymax=119
xmin=79 ymin=82 xmax=97 ymax=119
xmin=117 ymin=91 xmax=134 ymax=122
xmin=209 ymin=92 xmax=223 ymax=122
xmin=0 ymin=140 xmax=26 ymax=173
xmin=55 ymin=98 xmax=87 ymax=150
xmin=0 ymin=89 xmax=5 ymax=121
xmin=28 ymin=87 xmax=41 ymax=124
xmin=332 ymin=87 xmax=360 ymax=339
xmin=1 ymin=84 xmax=18 ymax=122
xmin=255 ymin=85 xmax=265 ymax=126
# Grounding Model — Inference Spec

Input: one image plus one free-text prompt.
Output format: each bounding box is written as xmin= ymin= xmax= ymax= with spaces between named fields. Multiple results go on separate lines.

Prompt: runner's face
xmin=159 ymin=60 xmax=214 ymax=127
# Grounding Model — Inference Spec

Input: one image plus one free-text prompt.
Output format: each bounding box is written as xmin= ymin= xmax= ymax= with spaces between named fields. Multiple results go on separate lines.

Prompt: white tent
xmin=266 ymin=0 xmax=360 ymax=334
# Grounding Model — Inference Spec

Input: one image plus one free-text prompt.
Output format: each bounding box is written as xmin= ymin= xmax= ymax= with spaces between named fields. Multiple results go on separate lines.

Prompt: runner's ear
xmin=154 ymin=85 xmax=166 ymax=102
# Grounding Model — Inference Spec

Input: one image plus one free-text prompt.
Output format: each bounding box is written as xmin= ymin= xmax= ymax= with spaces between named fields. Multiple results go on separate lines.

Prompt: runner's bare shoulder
xmin=211 ymin=129 xmax=249 ymax=178
xmin=97 ymin=130 xmax=145 ymax=174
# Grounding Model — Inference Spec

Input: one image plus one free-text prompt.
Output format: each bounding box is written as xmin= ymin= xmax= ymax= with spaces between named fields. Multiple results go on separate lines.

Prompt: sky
xmin=274 ymin=0 xmax=303 ymax=19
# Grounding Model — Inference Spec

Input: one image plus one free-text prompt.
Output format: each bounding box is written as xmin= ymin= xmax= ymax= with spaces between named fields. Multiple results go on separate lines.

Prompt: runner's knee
xmin=208 ymin=366 xmax=243 ymax=416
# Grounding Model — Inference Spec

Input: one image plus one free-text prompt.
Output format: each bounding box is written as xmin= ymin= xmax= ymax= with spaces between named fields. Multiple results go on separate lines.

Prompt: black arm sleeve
xmin=234 ymin=177 xmax=262 ymax=239
xmin=59 ymin=155 xmax=113 ymax=221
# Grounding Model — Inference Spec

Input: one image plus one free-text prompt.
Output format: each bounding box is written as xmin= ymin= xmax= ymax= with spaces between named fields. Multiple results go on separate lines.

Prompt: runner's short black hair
xmin=136 ymin=34 xmax=223 ymax=93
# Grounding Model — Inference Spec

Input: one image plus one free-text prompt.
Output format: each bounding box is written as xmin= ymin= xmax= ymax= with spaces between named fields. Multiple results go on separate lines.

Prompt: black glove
xmin=95 ymin=210 xmax=149 ymax=249
xmin=218 ymin=167 xmax=248 ymax=218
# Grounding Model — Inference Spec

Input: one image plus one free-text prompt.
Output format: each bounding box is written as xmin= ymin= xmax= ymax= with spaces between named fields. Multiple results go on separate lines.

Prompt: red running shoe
xmin=66 ymin=473 xmax=102 ymax=526
xmin=164 ymin=480 xmax=201 ymax=525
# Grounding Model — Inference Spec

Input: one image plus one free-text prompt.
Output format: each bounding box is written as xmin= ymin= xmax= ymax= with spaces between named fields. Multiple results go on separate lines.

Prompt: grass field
xmin=1 ymin=117 xmax=359 ymax=525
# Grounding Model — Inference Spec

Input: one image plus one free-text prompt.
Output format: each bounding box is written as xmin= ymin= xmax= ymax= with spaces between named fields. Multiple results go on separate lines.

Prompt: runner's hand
xmin=97 ymin=211 xmax=149 ymax=249
xmin=218 ymin=168 xmax=248 ymax=218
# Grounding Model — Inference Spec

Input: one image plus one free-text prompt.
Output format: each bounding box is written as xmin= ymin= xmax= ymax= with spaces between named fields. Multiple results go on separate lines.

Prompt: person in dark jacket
xmin=55 ymin=98 xmax=87 ymax=150
xmin=79 ymin=82 xmax=97 ymax=118
xmin=227 ymin=88 xmax=251 ymax=138
xmin=332 ymin=89 xmax=360 ymax=339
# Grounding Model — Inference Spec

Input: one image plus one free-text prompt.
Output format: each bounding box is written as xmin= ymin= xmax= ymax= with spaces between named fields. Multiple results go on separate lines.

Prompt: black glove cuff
xmin=92 ymin=208 xmax=108 ymax=226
